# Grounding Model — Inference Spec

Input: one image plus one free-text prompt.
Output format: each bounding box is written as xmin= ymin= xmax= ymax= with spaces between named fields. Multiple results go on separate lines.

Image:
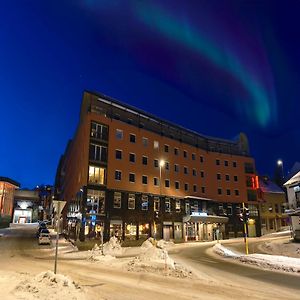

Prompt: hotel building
xmin=55 ymin=91 xmax=261 ymax=242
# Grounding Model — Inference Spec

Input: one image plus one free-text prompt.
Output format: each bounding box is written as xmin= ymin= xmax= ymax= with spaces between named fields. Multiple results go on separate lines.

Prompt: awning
xmin=183 ymin=214 xmax=229 ymax=224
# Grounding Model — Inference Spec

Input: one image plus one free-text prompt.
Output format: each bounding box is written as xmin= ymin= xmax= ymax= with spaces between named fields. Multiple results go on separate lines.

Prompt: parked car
xmin=38 ymin=229 xmax=51 ymax=245
xmin=36 ymin=222 xmax=47 ymax=237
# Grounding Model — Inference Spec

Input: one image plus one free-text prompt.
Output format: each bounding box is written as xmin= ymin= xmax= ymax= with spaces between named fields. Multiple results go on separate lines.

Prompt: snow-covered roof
xmin=284 ymin=170 xmax=300 ymax=186
xmin=259 ymin=177 xmax=284 ymax=194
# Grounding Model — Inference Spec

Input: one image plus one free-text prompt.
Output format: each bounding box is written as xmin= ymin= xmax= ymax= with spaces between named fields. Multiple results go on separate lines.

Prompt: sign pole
xmin=54 ymin=201 xmax=60 ymax=274
xmin=242 ymin=202 xmax=249 ymax=255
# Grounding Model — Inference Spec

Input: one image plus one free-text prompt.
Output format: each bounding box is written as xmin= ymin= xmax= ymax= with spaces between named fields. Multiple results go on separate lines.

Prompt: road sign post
xmin=52 ymin=200 xmax=66 ymax=274
xmin=242 ymin=202 xmax=249 ymax=255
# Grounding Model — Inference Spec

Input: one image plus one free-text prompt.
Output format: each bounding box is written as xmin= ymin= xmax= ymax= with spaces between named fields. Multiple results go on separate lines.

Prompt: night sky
xmin=1 ymin=0 xmax=300 ymax=188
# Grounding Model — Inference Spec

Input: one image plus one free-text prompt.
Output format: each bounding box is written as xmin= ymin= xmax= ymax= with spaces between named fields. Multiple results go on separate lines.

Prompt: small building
xmin=0 ymin=177 xmax=20 ymax=219
xmin=257 ymin=176 xmax=287 ymax=234
xmin=284 ymin=171 xmax=300 ymax=240
xmin=13 ymin=189 xmax=40 ymax=223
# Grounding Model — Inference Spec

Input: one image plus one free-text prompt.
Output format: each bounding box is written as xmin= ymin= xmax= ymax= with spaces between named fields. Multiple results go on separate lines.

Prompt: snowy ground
xmin=1 ymin=226 xmax=300 ymax=299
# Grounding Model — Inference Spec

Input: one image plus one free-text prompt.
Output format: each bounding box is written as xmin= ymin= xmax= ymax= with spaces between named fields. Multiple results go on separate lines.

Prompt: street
xmin=0 ymin=226 xmax=299 ymax=300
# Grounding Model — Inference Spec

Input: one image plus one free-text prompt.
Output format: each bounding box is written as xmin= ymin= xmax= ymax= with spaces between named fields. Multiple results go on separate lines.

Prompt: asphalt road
xmin=172 ymin=240 xmax=300 ymax=292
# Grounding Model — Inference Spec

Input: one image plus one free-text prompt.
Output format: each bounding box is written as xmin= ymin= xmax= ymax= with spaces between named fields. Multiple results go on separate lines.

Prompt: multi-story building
xmin=55 ymin=91 xmax=261 ymax=242
xmin=0 ymin=177 xmax=20 ymax=219
xmin=257 ymin=176 xmax=287 ymax=235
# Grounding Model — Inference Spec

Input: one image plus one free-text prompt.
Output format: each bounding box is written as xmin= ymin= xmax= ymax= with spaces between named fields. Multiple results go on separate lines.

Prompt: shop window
xmin=175 ymin=200 xmax=181 ymax=212
xmin=165 ymin=198 xmax=171 ymax=212
xmin=125 ymin=223 xmax=137 ymax=238
xmin=154 ymin=197 xmax=160 ymax=211
xmin=128 ymin=193 xmax=135 ymax=210
xmin=113 ymin=192 xmax=121 ymax=208
xmin=89 ymin=144 xmax=107 ymax=162
xmin=139 ymin=223 xmax=150 ymax=237
xmin=87 ymin=189 xmax=105 ymax=215
xmin=88 ymin=166 xmax=105 ymax=185
xmin=116 ymin=129 xmax=123 ymax=140
xmin=141 ymin=195 xmax=148 ymax=210
xmin=249 ymin=204 xmax=258 ymax=216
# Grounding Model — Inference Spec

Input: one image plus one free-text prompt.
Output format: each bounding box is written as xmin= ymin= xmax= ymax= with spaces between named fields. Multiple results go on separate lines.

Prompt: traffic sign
xmin=52 ymin=200 xmax=66 ymax=216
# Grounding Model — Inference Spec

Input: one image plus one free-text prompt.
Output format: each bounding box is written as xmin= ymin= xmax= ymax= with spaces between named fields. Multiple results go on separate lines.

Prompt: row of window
xmin=216 ymin=159 xmax=237 ymax=168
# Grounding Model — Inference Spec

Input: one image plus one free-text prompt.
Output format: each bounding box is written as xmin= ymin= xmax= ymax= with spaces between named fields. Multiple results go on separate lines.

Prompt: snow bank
xmin=127 ymin=239 xmax=193 ymax=278
xmin=213 ymin=243 xmax=240 ymax=258
xmin=13 ymin=271 xmax=85 ymax=300
xmin=213 ymin=243 xmax=300 ymax=274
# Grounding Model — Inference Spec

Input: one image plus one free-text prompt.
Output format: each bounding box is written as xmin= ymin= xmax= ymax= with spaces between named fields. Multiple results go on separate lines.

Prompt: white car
xmin=38 ymin=229 xmax=51 ymax=245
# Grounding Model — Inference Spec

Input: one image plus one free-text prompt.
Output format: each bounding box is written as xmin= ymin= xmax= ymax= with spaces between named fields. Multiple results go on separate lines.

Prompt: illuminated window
xmin=116 ymin=129 xmax=123 ymax=140
xmin=165 ymin=198 xmax=171 ymax=212
xmin=154 ymin=197 xmax=160 ymax=211
xmin=87 ymin=189 xmax=105 ymax=215
xmin=128 ymin=194 xmax=135 ymax=210
xmin=175 ymin=200 xmax=181 ymax=212
xmin=142 ymin=195 xmax=148 ymax=210
xmin=154 ymin=141 xmax=159 ymax=150
xmin=88 ymin=166 xmax=105 ymax=185
xmin=113 ymin=192 xmax=121 ymax=208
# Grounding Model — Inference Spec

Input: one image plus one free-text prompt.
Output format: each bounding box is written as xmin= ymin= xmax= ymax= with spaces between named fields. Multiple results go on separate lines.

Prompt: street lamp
xmin=277 ymin=159 xmax=284 ymax=181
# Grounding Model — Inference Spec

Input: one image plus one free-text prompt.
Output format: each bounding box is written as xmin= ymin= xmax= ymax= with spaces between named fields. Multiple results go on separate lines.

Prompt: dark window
xmin=129 ymin=173 xmax=135 ymax=183
xmin=234 ymin=175 xmax=238 ymax=182
xmin=200 ymin=156 xmax=204 ymax=163
xmin=129 ymin=153 xmax=136 ymax=163
xmin=113 ymin=192 xmax=121 ymax=208
xmin=165 ymin=198 xmax=171 ymax=212
xmin=216 ymin=159 xmax=220 ymax=165
xmin=174 ymin=148 xmax=179 ymax=155
xmin=154 ymin=177 xmax=159 ymax=186
xmin=201 ymin=186 xmax=205 ymax=193
xmin=235 ymin=189 xmax=239 ymax=196
xmin=184 ymin=183 xmax=189 ymax=191
xmin=164 ymin=144 xmax=169 ymax=152
xmin=200 ymin=171 xmax=204 ymax=178
xmin=225 ymin=174 xmax=230 ymax=181
xmin=91 ymin=122 xmax=108 ymax=140
xmin=142 ymin=175 xmax=148 ymax=184
xmin=174 ymin=164 xmax=179 ymax=172
xmin=141 ymin=195 xmax=148 ymax=210
xmin=192 ymin=169 xmax=197 ymax=176
xmin=165 ymin=161 xmax=170 ymax=170
xmin=183 ymin=150 xmax=187 ymax=158
xmin=233 ymin=161 xmax=237 ymax=168
xmin=175 ymin=181 xmax=180 ymax=189
xmin=165 ymin=179 xmax=170 ymax=188
xmin=217 ymin=173 xmax=221 ymax=180
xmin=115 ymin=150 xmax=122 ymax=160
xmin=142 ymin=156 xmax=148 ymax=165
xmin=115 ymin=170 xmax=122 ymax=181
xmin=224 ymin=160 xmax=229 ymax=167
xmin=184 ymin=167 xmax=188 ymax=174
xmin=218 ymin=188 xmax=222 ymax=195
xmin=247 ymin=190 xmax=257 ymax=201
xmin=226 ymin=189 xmax=231 ymax=195
xmin=154 ymin=159 xmax=159 ymax=168
xmin=89 ymin=144 xmax=107 ymax=162
xmin=193 ymin=185 xmax=197 ymax=192
xmin=116 ymin=129 xmax=123 ymax=140
xmin=245 ymin=162 xmax=255 ymax=174
xmin=192 ymin=153 xmax=196 ymax=160
xmin=130 ymin=134 xmax=136 ymax=143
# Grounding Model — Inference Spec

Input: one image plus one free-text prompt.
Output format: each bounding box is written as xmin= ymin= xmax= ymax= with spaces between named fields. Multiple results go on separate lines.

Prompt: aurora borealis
xmin=1 ymin=0 xmax=300 ymax=187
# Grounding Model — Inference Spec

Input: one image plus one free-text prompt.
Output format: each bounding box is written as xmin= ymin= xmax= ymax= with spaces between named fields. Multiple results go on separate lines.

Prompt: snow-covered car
xmin=38 ymin=229 xmax=51 ymax=245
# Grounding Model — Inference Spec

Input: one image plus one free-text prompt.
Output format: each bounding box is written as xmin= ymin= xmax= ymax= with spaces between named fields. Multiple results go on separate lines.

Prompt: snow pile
xmin=260 ymin=240 xmax=300 ymax=258
xmin=239 ymin=254 xmax=300 ymax=273
xmin=127 ymin=239 xmax=193 ymax=278
xmin=13 ymin=271 xmax=85 ymax=300
xmin=213 ymin=243 xmax=300 ymax=274
xmin=213 ymin=243 xmax=240 ymax=258
xmin=156 ymin=239 xmax=175 ymax=249
xmin=87 ymin=244 xmax=116 ymax=262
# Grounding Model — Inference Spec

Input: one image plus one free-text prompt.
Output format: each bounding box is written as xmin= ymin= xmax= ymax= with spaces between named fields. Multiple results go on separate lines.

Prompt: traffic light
xmin=238 ymin=209 xmax=244 ymax=222
xmin=243 ymin=208 xmax=250 ymax=223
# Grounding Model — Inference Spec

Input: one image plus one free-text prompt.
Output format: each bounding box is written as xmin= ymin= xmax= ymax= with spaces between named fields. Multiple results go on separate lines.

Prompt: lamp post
xmin=277 ymin=159 xmax=284 ymax=184
xmin=154 ymin=160 xmax=164 ymax=240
